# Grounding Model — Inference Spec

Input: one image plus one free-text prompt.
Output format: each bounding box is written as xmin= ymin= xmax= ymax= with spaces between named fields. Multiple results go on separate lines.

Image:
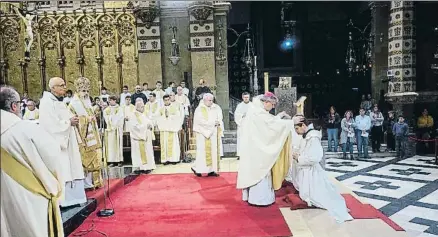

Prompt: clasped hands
xmin=70 ymin=115 xmax=79 ymax=126
xmin=292 ymin=151 xmax=299 ymax=161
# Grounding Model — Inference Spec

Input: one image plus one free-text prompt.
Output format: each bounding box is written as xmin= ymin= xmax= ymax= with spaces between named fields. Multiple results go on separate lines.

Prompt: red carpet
xmin=275 ymin=183 xmax=404 ymax=231
xmin=86 ymin=179 xmax=124 ymax=208
xmin=71 ymin=173 xmax=292 ymax=237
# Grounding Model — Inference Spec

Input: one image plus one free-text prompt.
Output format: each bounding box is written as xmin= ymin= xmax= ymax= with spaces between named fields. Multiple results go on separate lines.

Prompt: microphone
xmin=97 ymin=81 xmax=114 ymax=217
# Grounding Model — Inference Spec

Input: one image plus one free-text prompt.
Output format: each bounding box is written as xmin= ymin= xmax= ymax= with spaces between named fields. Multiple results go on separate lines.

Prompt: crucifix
xmin=13 ymin=6 xmax=36 ymax=60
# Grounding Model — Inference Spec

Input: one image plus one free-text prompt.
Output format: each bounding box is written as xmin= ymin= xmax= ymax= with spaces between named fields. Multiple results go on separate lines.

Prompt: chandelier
xmin=345 ymin=19 xmax=376 ymax=77
xmin=228 ymin=23 xmax=258 ymax=94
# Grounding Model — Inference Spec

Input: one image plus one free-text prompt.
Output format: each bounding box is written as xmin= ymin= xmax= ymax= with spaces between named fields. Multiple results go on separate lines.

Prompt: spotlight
xmin=279 ymin=34 xmax=295 ymax=52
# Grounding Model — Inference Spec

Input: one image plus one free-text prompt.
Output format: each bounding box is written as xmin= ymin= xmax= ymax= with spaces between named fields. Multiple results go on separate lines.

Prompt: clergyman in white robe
xmin=234 ymin=97 xmax=252 ymax=157
xmin=292 ymin=121 xmax=353 ymax=223
xmin=129 ymin=104 xmax=157 ymax=172
xmin=1 ymin=108 xmax=64 ymax=237
xmin=103 ymin=104 xmax=124 ymax=164
xmin=121 ymin=97 xmax=135 ymax=133
xmin=39 ymin=90 xmax=86 ymax=207
xmin=157 ymin=100 xmax=183 ymax=164
xmin=191 ymin=93 xmax=224 ymax=176
xmin=236 ymin=94 xmax=294 ymax=206
xmin=23 ymin=108 xmax=39 ymax=121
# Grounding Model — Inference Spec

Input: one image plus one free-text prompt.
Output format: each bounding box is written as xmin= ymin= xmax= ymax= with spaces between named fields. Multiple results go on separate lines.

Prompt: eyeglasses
xmin=55 ymin=84 xmax=66 ymax=88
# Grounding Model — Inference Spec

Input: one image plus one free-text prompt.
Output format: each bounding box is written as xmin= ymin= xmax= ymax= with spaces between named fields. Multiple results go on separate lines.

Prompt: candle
xmin=264 ymin=72 xmax=269 ymax=93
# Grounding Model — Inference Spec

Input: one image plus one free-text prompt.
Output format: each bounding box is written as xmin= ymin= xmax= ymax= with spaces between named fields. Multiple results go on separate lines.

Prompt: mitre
xmin=74 ymin=77 xmax=91 ymax=92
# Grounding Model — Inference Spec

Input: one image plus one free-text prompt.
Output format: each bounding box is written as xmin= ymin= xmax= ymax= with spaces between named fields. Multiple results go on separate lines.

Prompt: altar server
xmin=157 ymin=94 xmax=183 ymax=164
xmin=234 ymin=92 xmax=252 ymax=157
xmin=23 ymin=99 xmax=39 ymax=120
xmin=103 ymin=95 xmax=124 ymax=166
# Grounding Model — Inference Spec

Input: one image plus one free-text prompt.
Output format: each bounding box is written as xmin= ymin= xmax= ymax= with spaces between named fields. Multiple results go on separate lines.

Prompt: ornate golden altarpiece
xmin=0 ymin=2 xmax=138 ymax=99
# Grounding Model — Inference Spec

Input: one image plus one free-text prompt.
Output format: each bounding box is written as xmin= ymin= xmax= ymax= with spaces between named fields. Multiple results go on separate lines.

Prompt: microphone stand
xmin=97 ymin=87 xmax=114 ymax=217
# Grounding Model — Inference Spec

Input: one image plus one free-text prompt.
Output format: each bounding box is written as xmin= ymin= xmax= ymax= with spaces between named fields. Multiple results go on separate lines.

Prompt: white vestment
xmin=129 ymin=111 xmax=157 ymax=170
xmin=1 ymin=110 xmax=64 ymax=237
xmin=23 ymin=108 xmax=39 ymax=121
xmin=145 ymin=101 xmax=162 ymax=126
xmin=153 ymin=89 xmax=165 ymax=106
xmin=39 ymin=91 xmax=86 ymax=207
xmin=103 ymin=105 xmax=124 ymax=163
xmin=192 ymin=102 xmax=224 ymax=174
xmin=157 ymin=104 xmax=183 ymax=163
xmin=175 ymin=94 xmax=190 ymax=116
xmin=182 ymin=87 xmax=190 ymax=97
xmin=234 ymin=101 xmax=252 ymax=156
xmin=119 ymin=92 xmax=131 ymax=105
xmin=292 ymin=128 xmax=353 ymax=223
xmin=122 ymin=104 xmax=135 ymax=132
xmin=236 ymin=97 xmax=295 ymax=206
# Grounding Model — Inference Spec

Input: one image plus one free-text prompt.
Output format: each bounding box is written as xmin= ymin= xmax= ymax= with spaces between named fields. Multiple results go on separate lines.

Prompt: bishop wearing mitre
xmin=39 ymin=77 xmax=86 ymax=207
xmin=103 ymin=95 xmax=124 ymax=167
xmin=129 ymin=98 xmax=157 ymax=173
xmin=1 ymin=85 xmax=64 ymax=237
xmin=23 ymin=99 xmax=39 ymax=121
xmin=237 ymin=92 xmax=299 ymax=206
xmin=234 ymin=92 xmax=252 ymax=157
xmin=191 ymin=93 xmax=224 ymax=177
xmin=69 ymin=77 xmax=103 ymax=189
xmin=157 ymin=94 xmax=183 ymax=164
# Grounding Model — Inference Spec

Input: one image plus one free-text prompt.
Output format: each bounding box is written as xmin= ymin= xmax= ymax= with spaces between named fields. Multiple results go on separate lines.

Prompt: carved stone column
xmin=213 ymin=2 xmax=231 ymax=129
xmin=134 ymin=2 xmax=163 ymax=86
xmin=369 ymin=1 xmax=389 ymax=103
xmin=188 ymin=2 xmax=216 ymax=94
xmin=385 ymin=1 xmax=418 ymax=120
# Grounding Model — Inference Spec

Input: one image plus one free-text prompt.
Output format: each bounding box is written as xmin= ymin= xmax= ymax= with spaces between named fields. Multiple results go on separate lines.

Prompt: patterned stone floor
xmin=325 ymin=155 xmax=438 ymax=237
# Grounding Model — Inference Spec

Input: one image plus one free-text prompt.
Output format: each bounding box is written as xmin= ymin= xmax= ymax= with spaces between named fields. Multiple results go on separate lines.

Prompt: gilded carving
xmin=1 ymin=5 xmax=141 ymax=97
xmin=1 ymin=18 xmax=21 ymax=52
xmin=188 ymin=2 xmax=213 ymax=26
xmin=59 ymin=16 xmax=76 ymax=49
xmin=98 ymin=14 xmax=115 ymax=47
xmin=117 ymin=13 xmax=135 ymax=47
xmin=78 ymin=15 xmax=96 ymax=48
xmin=39 ymin=17 xmax=57 ymax=50
xmin=133 ymin=7 xmax=159 ymax=29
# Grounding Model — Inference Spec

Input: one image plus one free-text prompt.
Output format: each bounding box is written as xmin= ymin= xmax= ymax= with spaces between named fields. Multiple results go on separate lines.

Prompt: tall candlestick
xmin=264 ymin=72 xmax=269 ymax=93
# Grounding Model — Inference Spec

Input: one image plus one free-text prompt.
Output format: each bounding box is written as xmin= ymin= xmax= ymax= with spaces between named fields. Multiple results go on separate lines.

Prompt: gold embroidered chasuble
xmin=68 ymin=95 xmax=103 ymax=188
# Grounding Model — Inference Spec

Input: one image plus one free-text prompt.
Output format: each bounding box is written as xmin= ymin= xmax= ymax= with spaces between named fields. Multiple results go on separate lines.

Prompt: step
xmin=325 ymin=151 xmax=395 ymax=159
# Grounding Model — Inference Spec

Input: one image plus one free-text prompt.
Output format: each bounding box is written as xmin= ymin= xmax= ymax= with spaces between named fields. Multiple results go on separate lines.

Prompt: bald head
xmin=49 ymin=77 xmax=66 ymax=97
xmin=0 ymin=85 xmax=21 ymax=117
